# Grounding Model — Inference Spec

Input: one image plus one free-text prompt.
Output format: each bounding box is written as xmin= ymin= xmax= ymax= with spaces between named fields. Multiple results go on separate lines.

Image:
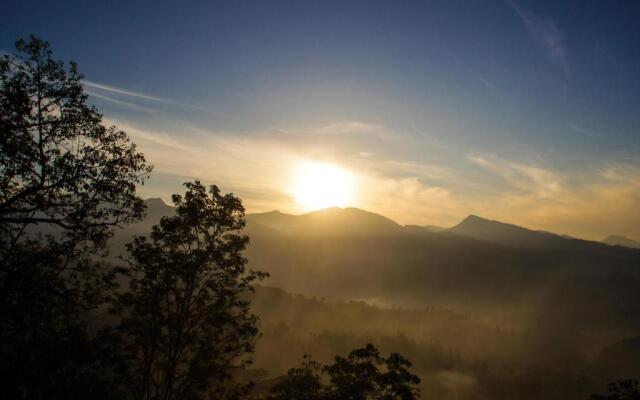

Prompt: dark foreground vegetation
xmin=1 ymin=36 xmax=637 ymax=399
xmin=0 ymin=36 xmax=420 ymax=399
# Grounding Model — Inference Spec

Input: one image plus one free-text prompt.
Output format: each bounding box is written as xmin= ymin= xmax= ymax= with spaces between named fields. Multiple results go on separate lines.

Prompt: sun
xmin=292 ymin=161 xmax=355 ymax=211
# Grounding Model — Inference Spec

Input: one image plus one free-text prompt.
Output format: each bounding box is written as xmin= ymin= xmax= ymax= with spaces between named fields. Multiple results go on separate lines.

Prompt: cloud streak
xmin=469 ymin=154 xmax=562 ymax=199
xmin=469 ymin=153 xmax=640 ymax=239
xmin=97 ymin=92 xmax=640 ymax=241
xmin=85 ymin=90 xmax=157 ymax=113
xmin=509 ymin=0 xmax=569 ymax=78
xmin=83 ymin=80 xmax=207 ymax=113
xmin=84 ymin=80 xmax=172 ymax=103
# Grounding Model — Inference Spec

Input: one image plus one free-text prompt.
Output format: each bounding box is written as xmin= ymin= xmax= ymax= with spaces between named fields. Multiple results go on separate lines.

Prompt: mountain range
xmin=141 ymin=197 xmax=640 ymax=250
xmin=126 ymin=199 xmax=640 ymax=321
xmin=603 ymin=234 xmax=640 ymax=249
xmin=110 ymin=199 xmax=640 ymax=397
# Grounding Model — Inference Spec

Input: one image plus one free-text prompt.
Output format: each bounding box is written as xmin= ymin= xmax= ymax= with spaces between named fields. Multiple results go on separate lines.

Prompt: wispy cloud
xmin=475 ymin=74 xmax=500 ymax=94
xmin=569 ymin=123 xmax=599 ymax=138
xmin=315 ymin=121 xmax=383 ymax=135
xmin=362 ymin=175 xmax=465 ymax=226
xmin=84 ymin=80 xmax=172 ymax=103
xmin=83 ymin=80 xmax=207 ymax=113
xmin=264 ymin=121 xmax=392 ymax=140
xmin=86 ymin=90 xmax=157 ymax=113
xmin=100 ymin=110 xmax=640 ymax=241
xmin=469 ymin=153 xmax=562 ymax=199
xmin=468 ymin=153 xmax=640 ymax=239
xmin=104 ymin=117 xmax=303 ymax=212
xmin=509 ymin=0 xmax=570 ymax=78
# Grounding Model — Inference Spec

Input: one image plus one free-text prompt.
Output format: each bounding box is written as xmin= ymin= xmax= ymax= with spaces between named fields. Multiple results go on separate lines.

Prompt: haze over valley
xmin=104 ymin=198 xmax=640 ymax=399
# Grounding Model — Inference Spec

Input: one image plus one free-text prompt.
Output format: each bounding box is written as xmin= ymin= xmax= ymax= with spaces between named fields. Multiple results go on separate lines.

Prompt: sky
xmin=3 ymin=0 xmax=640 ymax=240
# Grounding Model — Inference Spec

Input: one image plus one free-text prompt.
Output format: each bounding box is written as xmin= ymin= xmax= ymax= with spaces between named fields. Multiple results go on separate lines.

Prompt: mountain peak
xmin=603 ymin=235 xmax=640 ymax=249
xmin=247 ymin=206 xmax=400 ymax=236
xmin=144 ymin=197 xmax=174 ymax=217
xmin=449 ymin=214 xmax=567 ymax=248
xmin=145 ymin=197 xmax=168 ymax=207
xmin=459 ymin=214 xmax=489 ymax=224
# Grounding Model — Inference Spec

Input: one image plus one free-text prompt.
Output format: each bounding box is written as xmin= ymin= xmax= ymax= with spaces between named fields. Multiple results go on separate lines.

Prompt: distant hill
xmin=144 ymin=197 xmax=174 ymax=217
xmin=593 ymin=336 xmax=640 ymax=380
xmin=444 ymin=215 xmax=634 ymax=262
xmin=447 ymin=214 xmax=559 ymax=246
xmin=405 ymin=224 xmax=446 ymax=233
xmin=109 ymin=201 xmax=640 ymax=399
xmin=110 ymin=202 xmax=640 ymax=333
xmin=246 ymin=207 xmax=401 ymax=236
xmin=242 ymin=208 xmax=640 ymax=316
xmin=446 ymin=214 xmax=601 ymax=251
xmin=603 ymin=234 xmax=640 ymax=249
xmin=109 ymin=198 xmax=174 ymax=255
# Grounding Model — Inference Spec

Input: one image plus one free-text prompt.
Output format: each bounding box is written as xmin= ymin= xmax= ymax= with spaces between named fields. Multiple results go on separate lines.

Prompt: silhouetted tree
xmin=590 ymin=380 xmax=640 ymax=400
xmin=269 ymin=344 xmax=421 ymax=400
xmin=269 ymin=355 xmax=325 ymax=400
xmin=0 ymin=35 xmax=150 ymax=254
xmin=0 ymin=36 xmax=151 ymax=399
xmin=111 ymin=181 xmax=267 ymax=400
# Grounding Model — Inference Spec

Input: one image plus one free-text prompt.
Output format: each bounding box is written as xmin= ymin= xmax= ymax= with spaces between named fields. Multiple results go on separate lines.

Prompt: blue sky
xmin=3 ymin=0 xmax=640 ymax=239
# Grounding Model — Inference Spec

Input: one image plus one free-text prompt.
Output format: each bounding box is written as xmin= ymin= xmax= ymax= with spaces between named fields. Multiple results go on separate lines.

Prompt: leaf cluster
xmin=269 ymin=344 xmax=421 ymax=400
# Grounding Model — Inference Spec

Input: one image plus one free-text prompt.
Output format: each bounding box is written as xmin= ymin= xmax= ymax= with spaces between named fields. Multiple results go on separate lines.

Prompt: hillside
xmin=603 ymin=234 xmax=640 ymax=249
xmin=116 ymin=201 xmax=640 ymax=333
xmin=121 ymin=200 xmax=640 ymax=307
xmin=447 ymin=215 xmax=615 ymax=253
xmin=246 ymin=207 xmax=401 ymax=236
xmin=250 ymin=285 xmax=614 ymax=400
xmin=104 ymin=200 xmax=640 ymax=399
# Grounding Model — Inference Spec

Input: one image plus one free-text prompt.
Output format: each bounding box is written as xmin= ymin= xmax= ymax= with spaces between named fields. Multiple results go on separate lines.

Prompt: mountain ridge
xmin=141 ymin=198 xmax=636 ymax=251
xmin=603 ymin=234 xmax=640 ymax=249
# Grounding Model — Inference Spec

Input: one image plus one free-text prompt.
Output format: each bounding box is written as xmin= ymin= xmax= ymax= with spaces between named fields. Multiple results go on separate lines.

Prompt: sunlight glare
xmin=292 ymin=161 xmax=355 ymax=211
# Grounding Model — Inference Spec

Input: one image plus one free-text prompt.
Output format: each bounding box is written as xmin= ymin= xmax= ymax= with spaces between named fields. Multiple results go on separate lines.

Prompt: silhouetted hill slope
xmin=447 ymin=214 xmax=608 ymax=252
xmin=241 ymin=209 xmax=640 ymax=334
xmin=246 ymin=207 xmax=401 ymax=236
xmin=102 ymin=202 xmax=640 ymax=400
xmin=603 ymin=234 xmax=640 ymax=249
xmin=144 ymin=197 xmax=174 ymax=218
xmin=109 ymin=198 xmax=175 ymax=255
xmin=447 ymin=215 xmax=561 ymax=246
xmin=593 ymin=336 xmax=640 ymax=380
xmin=405 ymin=224 xmax=446 ymax=233
xmin=110 ymin=202 xmax=640 ymax=333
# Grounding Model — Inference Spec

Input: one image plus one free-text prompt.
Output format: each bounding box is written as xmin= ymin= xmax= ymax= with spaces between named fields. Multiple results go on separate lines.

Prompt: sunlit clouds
xmin=88 ymin=75 xmax=640 ymax=242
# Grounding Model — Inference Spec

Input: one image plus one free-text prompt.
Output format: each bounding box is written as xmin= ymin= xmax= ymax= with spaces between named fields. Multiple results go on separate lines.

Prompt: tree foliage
xmin=0 ymin=36 xmax=150 ymax=399
xmin=111 ymin=181 xmax=267 ymax=400
xmin=0 ymin=35 xmax=424 ymax=400
xmin=269 ymin=344 xmax=421 ymax=400
xmin=0 ymin=36 xmax=151 ymax=252
xmin=590 ymin=380 xmax=640 ymax=400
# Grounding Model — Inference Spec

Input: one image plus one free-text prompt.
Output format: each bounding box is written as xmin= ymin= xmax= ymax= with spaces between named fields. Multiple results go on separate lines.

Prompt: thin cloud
xmin=85 ymin=90 xmax=156 ymax=113
xmin=475 ymin=74 xmax=500 ymax=94
xmin=101 ymin=112 xmax=640 ymax=240
xmin=509 ymin=0 xmax=570 ymax=78
xmin=569 ymin=124 xmax=599 ymax=138
xmin=267 ymin=121 xmax=389 ymax=138
xmin=83 ymin=80 xmax=207 ymax=112
xmin=469 ymin=153 xmax=562 ymax=199
xmin=84 ymin=80 xmax=171 ymax=103
xmin=315 ymin=121 xmax=383 ymax=135
xmin=468 ymin=153 xmax=640 ymax=239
